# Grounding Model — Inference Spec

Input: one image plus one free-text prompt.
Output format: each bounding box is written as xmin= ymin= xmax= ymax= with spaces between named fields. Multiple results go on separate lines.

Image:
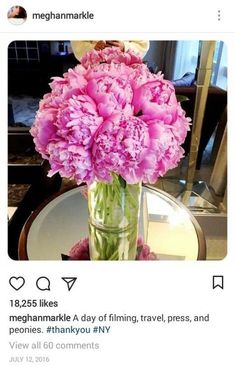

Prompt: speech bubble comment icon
xmin=36 ymin=276 xmax=51 ymax=291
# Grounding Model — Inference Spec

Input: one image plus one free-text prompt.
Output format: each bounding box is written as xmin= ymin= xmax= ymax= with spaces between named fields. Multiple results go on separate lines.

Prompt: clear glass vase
xmin=88 ymin=174 xmax=141 ymax=260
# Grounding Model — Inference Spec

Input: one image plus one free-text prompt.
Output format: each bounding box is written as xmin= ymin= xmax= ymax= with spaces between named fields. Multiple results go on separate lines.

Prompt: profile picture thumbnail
xmin=7 ymin=5 xmax=27 ymax=25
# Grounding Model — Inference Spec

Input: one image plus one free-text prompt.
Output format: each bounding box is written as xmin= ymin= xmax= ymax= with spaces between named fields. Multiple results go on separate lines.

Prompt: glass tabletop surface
xmin=22 ymin=185 xmax=204 ymax=260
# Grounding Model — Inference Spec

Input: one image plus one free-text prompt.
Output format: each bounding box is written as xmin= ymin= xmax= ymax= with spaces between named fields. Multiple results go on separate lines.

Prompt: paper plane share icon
xmin=61 ymin=277 xmax=77 ymax=291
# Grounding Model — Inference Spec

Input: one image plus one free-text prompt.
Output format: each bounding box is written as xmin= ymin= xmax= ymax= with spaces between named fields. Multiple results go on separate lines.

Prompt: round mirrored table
xmin=19 ymin=185 xmax=206 ymax=260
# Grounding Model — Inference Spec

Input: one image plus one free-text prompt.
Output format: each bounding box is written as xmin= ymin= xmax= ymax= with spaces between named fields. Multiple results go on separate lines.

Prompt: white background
xmin=0 ymin=0 xmax=234 ymax=365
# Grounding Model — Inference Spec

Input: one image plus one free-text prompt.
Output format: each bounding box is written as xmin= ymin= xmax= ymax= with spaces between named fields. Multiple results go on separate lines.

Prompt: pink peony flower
xmin=130 ymin=64 xmax=157 ymax=89
xmin=56 ymin=95 xmax=103 ymax=148
xmin=49 ymin=65 xmax=87 ymax=96
xmin=103 ymin=47 xmax=142 ymax=66
xmin=92 ymin=113 xmax=150 ymax=183
xmin=80 ymin=47 xmax=142 ymax=68
xmin=47 ymin=140 xmax=94 ymax=184
xmin=80 ymin=49 xmax=103 ymax=69
xmin=38 ymin=92 xmax=63 ymax=111
xmin=139 ymin=121 xmax=186 ymax=182
xmin=86 ymin=74 xmax=133 ymax=118
xmin=69 ymin=237 xmax=90 ymax=260
xmin=132 ymin=76 xmax=178 ymax=117
xmin=30 ymin=109 xmax=58 ymax=158
xmin=30 ymin=47 xmax=190 ymax=186
xmin=136 ymin=236 xmax=158 ymax=260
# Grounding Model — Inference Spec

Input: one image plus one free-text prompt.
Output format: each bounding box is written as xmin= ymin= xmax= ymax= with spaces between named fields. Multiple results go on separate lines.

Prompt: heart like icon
xmin=9 ymin=276 xmax=25 ymax=291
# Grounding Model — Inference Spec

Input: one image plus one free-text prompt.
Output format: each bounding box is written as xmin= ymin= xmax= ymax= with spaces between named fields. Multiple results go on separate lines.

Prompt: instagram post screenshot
xmin=1 ymin=1 xmax=234 ymax=365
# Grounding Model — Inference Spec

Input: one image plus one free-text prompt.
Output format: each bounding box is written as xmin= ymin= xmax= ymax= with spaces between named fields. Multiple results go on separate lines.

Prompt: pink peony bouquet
xmin=30 ymin=46 xmax=190 ymax=261
xmin=30 ymin=47 xmax=190 ymax=185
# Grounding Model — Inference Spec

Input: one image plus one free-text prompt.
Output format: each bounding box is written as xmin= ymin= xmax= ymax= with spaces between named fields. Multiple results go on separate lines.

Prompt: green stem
xmin=88 ymin=173 xmax=141 ymax=260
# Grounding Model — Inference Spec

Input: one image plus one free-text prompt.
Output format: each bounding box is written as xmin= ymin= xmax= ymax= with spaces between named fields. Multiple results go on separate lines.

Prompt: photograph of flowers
xmin=8 ymin=40 xmax=227 ymax=261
